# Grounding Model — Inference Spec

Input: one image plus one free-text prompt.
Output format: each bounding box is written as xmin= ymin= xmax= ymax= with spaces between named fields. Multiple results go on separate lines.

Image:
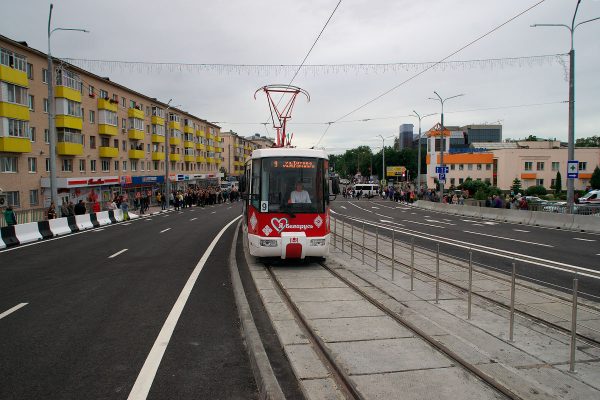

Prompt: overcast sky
xmin=3 ymin=0 xmax=600 ymax=153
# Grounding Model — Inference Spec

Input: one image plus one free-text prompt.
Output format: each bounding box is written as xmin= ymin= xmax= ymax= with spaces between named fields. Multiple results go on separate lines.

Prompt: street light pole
xmin=164 ymin=100 xmax=181 ymax=210
xmin=531 ymin=1 xmax=599 ymax=212
xmin=429 ymin=92 xmax=464 ymax=201
xmin=377 ymin=135 xmax=394 ymax=187
xmin=47 ymin=3 xmax=88 ymax=209
xmin=411 ymin=111 xmax=436 ymax=191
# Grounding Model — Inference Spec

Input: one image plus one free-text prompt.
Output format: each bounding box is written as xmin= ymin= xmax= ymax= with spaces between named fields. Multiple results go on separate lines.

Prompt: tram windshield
xmin=257 ymin=157 xmax=326 ymax=213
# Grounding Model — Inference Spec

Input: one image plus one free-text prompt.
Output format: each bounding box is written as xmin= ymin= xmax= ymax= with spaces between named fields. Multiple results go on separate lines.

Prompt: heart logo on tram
xmin=271 ymin=217 xmax=288 ymax=233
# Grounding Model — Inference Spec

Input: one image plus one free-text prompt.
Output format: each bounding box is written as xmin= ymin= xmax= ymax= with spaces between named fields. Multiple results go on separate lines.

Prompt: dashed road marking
xmin=109 ymin=248 xmax=128 ymax=258
xmin=160 ymin=228 xmax=171 ymax=233
xmin=574 ymin=238 xmax=596 ymax=242
xmin=340 ymin=206 xmax=347 ymax=209
xmin=0 ymin=303 xmax=28 ymax=320
xmin=121 ymin=223 xmax=131 ymax=226
xmin=371 ymin=206 xmax=380 ymax=209
xmin=463 ymin=230 xmax=553 ymax=247
xmin=513 ymin=229 xmax=530 ymax=233
xmin=190 ymin=217 xmax=197 ymax=221
xmin=211 ymin=211 xmax=216 ymax=214
xmin=425 ymin=219 xmax=456 ymax=226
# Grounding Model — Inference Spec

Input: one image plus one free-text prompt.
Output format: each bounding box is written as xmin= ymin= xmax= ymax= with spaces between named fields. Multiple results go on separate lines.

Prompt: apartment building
xmin=0 ymin=34 xmax=223 ymax=210
xmin=220 ymin=130 xmax=261 ymax=177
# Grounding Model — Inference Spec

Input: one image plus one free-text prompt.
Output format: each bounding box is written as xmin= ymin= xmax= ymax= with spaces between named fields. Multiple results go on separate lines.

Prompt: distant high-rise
xmin=399 ymin=124 xmax=414 ymax=149
xmin=461 ymin=124 xmax=502 ymax=144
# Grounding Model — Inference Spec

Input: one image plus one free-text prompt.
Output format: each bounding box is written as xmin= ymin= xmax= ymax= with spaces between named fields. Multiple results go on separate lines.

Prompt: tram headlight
xmin=310 ymin=239 xmax=326 ymax=246
xmin=260 ymin=239 xmax=278 ymax=247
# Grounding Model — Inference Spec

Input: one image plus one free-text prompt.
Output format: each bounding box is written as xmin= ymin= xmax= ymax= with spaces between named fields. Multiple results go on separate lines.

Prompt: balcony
xmin=152 ymin=152 xmax=165 ymax=161
xmin=55 ymin=115 xmax=83 ymax=130
xmin=196 ymin=130 xmax=205 ymax=137
xmin=169 ymin=153 xmax=181 ymax=161
xmin=215 ymin=147 xmax=223 ymax=153
xmin=184 ymin=155 xmax=196 ymax=162
xmin=151 ymin=134 xmax=165 ymax=143
xmin=0 ymin=102 xmax=29 ymax=120
xmin=169 ymin=121 xmax=181 ymax=130
xmin=99 ymin=146 xmax=118 ymax=158
xmin=183 ymin=140 xmax=194 ymax=148
xmin=57 ymin=142 xmax=83 ymax=156
xmin=207 ymin=157 xmax=215 ymax=164
xmin=0 ymin=64 xmax=28 ymax=87
xmin=196 ymin=143 xmax=205 ymax=150
xmin=206 ymin=145 xmax=215 ymax=152
xmin=128 ymin=149 xmax=145 ymax=159
xmin=151 ymin=115 xmax=165 ymax=125
xmin=98 ymin=124 xmax=118 ymax=136
xmin=0 ymin=136 xmax=31 ymax=153
xmin=97 ymin=98 xmax=118 ymax=112
xmin=127 ymin=108 xmax=144 ymax=119
xmin=55 ymin=86 xmax=81 ymax=102
xmin=169 ymin=137 xmax=181 ymax=146
xmin=196 ymin=156 xmax=206 ymax=163
xmin=184 ymin=125 xmax=194 ymax=134
xmin=128 ymin=129 xmax=144 ymax=140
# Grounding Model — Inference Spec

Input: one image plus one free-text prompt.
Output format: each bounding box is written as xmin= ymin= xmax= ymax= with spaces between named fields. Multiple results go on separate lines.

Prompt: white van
xmin=577 ymin=190 xmax=600 ymax=205
xmin=353 ymin=184 xmax=379 ymax=197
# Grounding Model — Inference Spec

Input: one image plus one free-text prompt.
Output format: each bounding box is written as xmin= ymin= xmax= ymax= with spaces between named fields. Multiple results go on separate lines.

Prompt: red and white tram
xmin=241 ymin=147 xmax=338 ymax=259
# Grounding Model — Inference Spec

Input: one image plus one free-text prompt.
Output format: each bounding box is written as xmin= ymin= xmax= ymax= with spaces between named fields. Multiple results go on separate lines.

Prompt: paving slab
xmin=286 ymin=287 xmax=365 ymax=302
xmin=555 ymin=360 xmax=600 ymax=391
xmin=285 ymin=344 xmax=330 ymax=379
xmin=264 ymin=300 xmax=295 ymax=321
xmin=300 ymin=378 xmax=345 ymax=400
xmin=253 ymin=277 xmax=276 ymax=290
xmin=278 ymin=277 xmax=347 ymax=289
xmin=272 ymin=319 xmax=310 ymax=345
xmin=259 ymin=288 xmax=284 ymax=304
xmin=296 ymin=300 xmax=385 ymax=320
xmin=310 ymin=315 xmax=413 ymax=343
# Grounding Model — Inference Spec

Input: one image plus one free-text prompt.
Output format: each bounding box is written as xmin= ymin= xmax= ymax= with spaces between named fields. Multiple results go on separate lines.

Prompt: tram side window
xmin=251 ymin=159 xmax=261 ymax=210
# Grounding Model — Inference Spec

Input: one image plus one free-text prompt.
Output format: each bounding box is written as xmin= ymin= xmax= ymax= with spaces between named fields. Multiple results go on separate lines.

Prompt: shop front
xmin=120 ymin=175 xmax=165 ymax=207
xmin=41 ymin=176 xmax=120 ymax=210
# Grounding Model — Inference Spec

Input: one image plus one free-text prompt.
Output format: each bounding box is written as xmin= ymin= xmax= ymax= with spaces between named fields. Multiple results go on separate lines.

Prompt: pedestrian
xmin=47 ymin=202 xmax=57 ymax=219
xmin=67 ymin=201 xmax=75 ymax=217
xmin=74 ymin=200 xmax=86 ymax=215
xmin=3 ymin=205 xmax=17 ymax=226
xmin=60 ymin=201 xmax=69 ymax=218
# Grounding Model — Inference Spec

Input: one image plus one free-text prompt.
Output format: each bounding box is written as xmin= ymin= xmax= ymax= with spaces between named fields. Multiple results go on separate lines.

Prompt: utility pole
xmin=411 ymin=110 xmax=436 ymax=190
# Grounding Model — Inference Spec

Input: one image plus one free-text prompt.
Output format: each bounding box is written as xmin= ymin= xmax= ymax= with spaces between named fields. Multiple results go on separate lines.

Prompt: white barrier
xmin=14 ymin=222 xmax=43 ymax=244
xmin=95 ymin=211 xmax=112 ymax=226
xmin=75 ymin=214 xmax=94 ymax=230
xmin=530 ymin=211 xmax=575 ymax=230
xmin=505 ymin=210 xmax=533 ymax=225
xmin=0 ymin=235 xmax=6 ymax=249
xmin=113 ymin=209 xmax=124 ymax=222
xmin=571 ymin=214 xmax=600 ymax=233
xmin=49 ymin=218 xmax=72 ymax=236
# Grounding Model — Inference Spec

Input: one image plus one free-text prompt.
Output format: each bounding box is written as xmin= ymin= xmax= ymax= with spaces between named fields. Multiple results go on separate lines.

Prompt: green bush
xmin=474 ymin=188 xmax=488 ymax=200
xmin=525 ymin=185 xmax=547 ymax=196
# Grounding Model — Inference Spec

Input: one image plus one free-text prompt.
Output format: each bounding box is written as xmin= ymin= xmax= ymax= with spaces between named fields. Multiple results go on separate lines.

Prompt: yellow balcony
xmin=169 ymin=121 xmax=181 ymax=130
xmin=234 ymin=143 xmax=240 ymax=148
xmin=196 ymin=156 xmax=206 ymax=163
xmin=216 ymin=159 xmax=222 ymax=164
xmin=151 ymin=134 xmax=165 ymax=143
xmin=184 ymin=126 xmax=194 ymax=134
xmin=98 ymin=124 xmax=117 ymax=136
xmin=196 ymin=130 xmax=205 ymax=137
xmin=169 ymin=153 xmax=181 ymax=161
xmin=207 ymin=133 xmax=214 ymax=140
xmin=0 ymin=136 xmax=31 ymax=153
xmin=99 ymin=146 xmax=118 ymax=158
xmin=0 ymin=65 xmax=28 ymax=87
xmin=152 ymin=152 xmax=165 ymax=161
xmin=206 ymin=145 xmax=215 ymax=152
xmin=128 ymin=149 xmax=145 ymax=159
xmin=207 ymin=157 xmax=215 ymax=164
xmin=215 ymin=147 xmax=223 ymax=153
xmin=55 ymin=115 xmax=83 ymax=130
xmin=127 ymin=108 xmax=144 ymax=119
xmin=151 ymin=116 xmax=165 ymax=125
xmin=128 ymin=129 xmax=145 ymax=140
xmin=57 ymin=142 xmax=83 ymax=156
xmin=184 ymin=155 xmax=196 ymax=162
xmin=55 ymin=86 xmax=81 ymax=102
xmin=196 ymin=143 xmax=205 ymax=150
xmin=97 ymin=98 xmax=117 ymax=112
xmin=0 ymin=102 xmax=30 ymax=120
xmin=169 ymin=137 xmax=181 ymax=146
xmin=183 ymin=140 xmax=194 ymax=148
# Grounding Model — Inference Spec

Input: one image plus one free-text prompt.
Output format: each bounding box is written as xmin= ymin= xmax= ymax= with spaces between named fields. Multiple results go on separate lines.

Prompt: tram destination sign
xmin=272 ymin=160 xmax=316 ymax=169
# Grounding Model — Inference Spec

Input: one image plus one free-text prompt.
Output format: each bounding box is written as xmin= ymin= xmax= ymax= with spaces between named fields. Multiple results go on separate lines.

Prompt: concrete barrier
xmin=0 ymin=235 xmax=5 ymax=249
xmin=37 ymin=221 xmax=54 ymax=239
xmin=113 ymin=209 xmax=124 ymax=222
xmin=108 ymin=210 xmax=118 ymax=224
xmin=530 ymin=211 xmax=575 ymax=230
xmin=571 ymin=214 xmax=600 ymax=233
xmin=461 ymin=205 xmax=482 ymax=218
xmin=95 ymin=211 xmax=112 ymax=226
xmin=0 ymin=226 xmax=19 ymax=247
xmin=14 ymin=222 xmax=43 ymax=244
xmin=89 ymin=213 xmax=101 ymax=228
xmin=505 ymin=210 xmax=533 ymax=225
xmin=49 ymin=218 xmax=72 ymax=236
xmin=479 ymin=208 xmax=500 ymax=221
xmin=75 ymin=214 xmax=94 ymax=230
xmin=66 ymin=216 xmax=79 ymax=232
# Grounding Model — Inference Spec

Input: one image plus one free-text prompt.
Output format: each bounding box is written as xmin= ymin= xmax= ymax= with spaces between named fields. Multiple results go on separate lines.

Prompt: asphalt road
xmin=330 ymin=198 xmax=600 ymax=297
xmin=0 ymin=202 xmax=258 ymax=400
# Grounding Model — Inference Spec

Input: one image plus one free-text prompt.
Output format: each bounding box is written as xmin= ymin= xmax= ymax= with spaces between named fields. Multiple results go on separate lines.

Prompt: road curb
xmin=228 ymin=221 xmax=285 ymax=400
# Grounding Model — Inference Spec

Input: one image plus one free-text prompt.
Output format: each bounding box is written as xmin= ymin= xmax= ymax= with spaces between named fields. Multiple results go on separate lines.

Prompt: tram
xmin=241 ymin=147 xmax=339 ymax=259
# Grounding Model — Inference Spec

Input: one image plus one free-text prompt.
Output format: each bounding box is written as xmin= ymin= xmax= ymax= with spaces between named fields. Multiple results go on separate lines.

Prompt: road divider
xmin=13 ymin=222 xmax=43 ymax=245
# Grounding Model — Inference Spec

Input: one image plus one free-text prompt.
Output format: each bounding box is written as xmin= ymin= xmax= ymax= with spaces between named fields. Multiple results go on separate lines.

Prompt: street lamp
xmin=164 ymin=100 xmax=181 ymax=209
xmin=47 ymin=3 xmax=88 ymax=208
xmin=377 ymin=135 xmax=394 ymax=187
xmin=429 ymin=91 xmax=464 ymax=201
xmin=531 ymin=0 xmax=600 ymax=213
xmin=411 ymin=110 xmax=436 ymax=191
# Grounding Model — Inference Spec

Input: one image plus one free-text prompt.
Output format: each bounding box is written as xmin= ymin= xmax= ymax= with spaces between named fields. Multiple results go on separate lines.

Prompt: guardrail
xmin=330 ymin=215 xmax=600 ymax=372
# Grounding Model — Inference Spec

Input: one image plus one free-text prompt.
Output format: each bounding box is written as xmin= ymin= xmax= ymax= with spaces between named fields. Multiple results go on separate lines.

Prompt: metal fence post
xmin=341 ymin=219 xmax=345 ymax=254
xmin=391 ymin=231 xmax=395 ymax=280
xmin=350 ymin=222 xmax=354 ymax=259
xmin=362 ymin=222 xmax=365 ymax=265
xmin=435 ymin=243 xmax=440 ymax=304
xmin=509 ymin=261 xmax=516 ymax=342
xmin=570 ymin=277 xmax=579 ymax=373
xmin=410 ymin=237 xmax=414 ymax=291
xmin=375 ymin=227 xmax=379 ymax=271
xmin=333 ymin=217 xmax=337 ymax=248
xmin=468 ymin=249 xmax=473 ymax=320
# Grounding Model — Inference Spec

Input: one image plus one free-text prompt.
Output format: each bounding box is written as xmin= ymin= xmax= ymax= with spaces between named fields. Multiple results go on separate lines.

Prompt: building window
xmin=29 ymin=127 xmax=36 ymax=142
xmin=467 ymin=164 xmax=473 ymax=170
xmin=131 ymin=160 xmax=137 ymax=171
xmin=91 ymin=159 xmax=97 ymax=172
xmin=27 ymin=157 xmax=36 ymax=173
xmin=551 ymin=178 xmax=557 ymax=188
xmin=477 ymin=164 xmax=482 ymax=170
xmin=88 ymin=85 xmax=94 ymax=96
xmin=450 ymin=164 xmax=455 ymax=170
xmin=458 ymin=164 xmax=464 ymax=170
xmin=43 ymin=98 xmax=49 ymax=113
xmin=486 ymin=164 xmax=491 ymax=170
xmin=114 ymin=160 xmax=119 ymax=171
xmin=90 ymin=136 xmax=96 ymax=149
xmin=99 ymin=89 xmax=108 ymax=99
xmin=552 ymin=162 xmax=560 ymax=171
xmin=147 ymin=143 xmax=151 ymax=153
xmin=79 ymin=159 xmax=86 ymax=172
xmin=122 ymin=140 xmax=127 ymax=151
xmin=450 ymin=178 xmax=455 ymax=186
xmin=1 ymin=156 xmax=19 ymax=172
xmin=101 ymin=160 xmax=110 ymax=172
xmin=524 ymin=161 xmax=533 ymax=171
xmin=6 ymin=191 xmax=20 ymax=207
xmin=26 ymin=63 xmax=33 ymax=79
xmin=458 ymin=178 xmax=464 ymax=185
xmin=45 ymin=158 xmax=50 ymax=172
xmin=112 ymin=93 xmax=118 ymax=102
xmin=536 ymin=179 xmax=544 ymax=186
xmin=2 ymin=81 xmax=28 ymax=106
xmin=122 ymin=118 xmax=126 ymax=129
xmin=42 ymin=68 xmax=48 ymax=83
xmin=89 ymin=110 xmax=95 ymax=124
xmin=122 ymin=97 xmax=127 ymax=107
xmin=122 ymin=161 xmax=127 ymax=171
xmin=536 ymin=162 xmax=544 ymax=171
xmin=81 ymin=108 xmax=85 ymax=121
xmin=146 ymin=124 xmax=150 ymax=133
xmin=153 ymin=161 xmax=159 ymax=170
xmin=28 ymin=94 xmax=34 ymax=110
xmin=579 ymin=162 xmax=587 ymax=171
xmin=29 ymin=189 xmax=39 ymax=206
xmin=140 ymin=161 xmax=145 ymax=171
xmin=44 ymin=129 xmax=49 ymax=144
xmin=61 ymin=159 xmax=73 ymax=172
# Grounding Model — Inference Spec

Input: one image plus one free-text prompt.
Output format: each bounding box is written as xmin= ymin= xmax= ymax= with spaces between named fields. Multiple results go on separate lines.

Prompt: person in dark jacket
xmin=74 ymin=200 xmax=86 ymax=215
xmin=3 ymin=206 xmax=17 ymax=226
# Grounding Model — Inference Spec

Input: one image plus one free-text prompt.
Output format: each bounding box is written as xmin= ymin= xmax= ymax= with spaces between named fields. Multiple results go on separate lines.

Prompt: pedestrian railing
xmin=331 ymin=215 xmax=600 ymax=373
xmin=0 ymin=207 xmax=49 ymax=228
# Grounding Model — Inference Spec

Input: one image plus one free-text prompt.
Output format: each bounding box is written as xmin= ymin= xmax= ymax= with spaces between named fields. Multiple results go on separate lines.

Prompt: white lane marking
xmin=0 ymin=303 xmax=28 ymax=320
xmin=380 ymin=219 xmax=404 ymax=227
xmin=371 ymin=206 xmax=380 ymax=209
xmin=442 ymin=219 xmax=453 ymax=222
xmin=425 ymin=219 xmax=456 ymax=226
xmin=348 ymin=201 xmax=444 ymax=229
xmin=472 ymin=224 xmax=484 ymax=227
xmin=463 ymin=230 xmax=553 ymax=247
xmin=574 ymin=238 xmax=596 ymax=242
xmin=92 ymin=228 xmax=105 ymax=232
xmin=178 ymin=212 xmax=183 ymax=214
xmin=211 ymin=211 xmax=216 ymax=214
xmin=513 ymin=229 xmax=530 ymax=233
xmin=482 ymin=221 xmax=498 ymax=225
xmin=146 ymin=219 xmax=153 ymax=222
xmin=109 ymin=248 xmax=128 ymax=258
xmin=340 ymin=206 xmax=347 ymax=209
xmin=190 ymin=218 xmax=197 ymax=221
xmin=127 ymin=215 xmax=241 ymax=400
xmin=227 ymin=206 xmax=232 ymax=209
xmin=121 ymin=223 xmax=131 ymax=226
xmin=462 ymin=219 xmax=478 ymax=223
xmin=160 ymin=228 xmax=171 ymax=233
xmin=411 ymin=212 xmax=416 ymax=215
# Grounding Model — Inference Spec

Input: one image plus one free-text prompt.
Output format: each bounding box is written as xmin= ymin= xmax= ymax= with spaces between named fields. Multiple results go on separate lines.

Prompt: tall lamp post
xmin=164 ymin=100 xmax=181 ymax=209
xmin=47 ymin=3 xmax=88 ymax=208
xmin=377 ymin=135 xmax=394 ymax=187
xmin=429 ymin=91 xmax=464 ymax=201
xmin=531 ymin=0 xmax=600 ymax=213
xmin=411 ymin=111 xmax=436 ymax=190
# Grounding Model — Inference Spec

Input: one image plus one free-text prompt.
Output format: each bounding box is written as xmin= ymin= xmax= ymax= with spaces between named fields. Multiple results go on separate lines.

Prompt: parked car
xmin=543 ymin=201 xmax=567 ymax=213
xmin=339 ymin=178 xmax=350 ymax=185
xmin=577 ymin=190 xmax=600 ymax=205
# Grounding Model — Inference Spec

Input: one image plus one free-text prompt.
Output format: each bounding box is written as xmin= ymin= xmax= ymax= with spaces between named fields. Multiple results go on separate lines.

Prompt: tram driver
xmin=289 ymin=181 xmax=311 ymax=204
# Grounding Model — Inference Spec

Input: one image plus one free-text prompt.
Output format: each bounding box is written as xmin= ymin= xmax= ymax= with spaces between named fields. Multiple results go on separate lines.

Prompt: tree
xmin=591 ymin=166 xmax=600 ymax=189
xmin=524 ymin=134 xmax=538 ymax=141
xmin=525 ymin=185 xmax=547 ymax=196
xmin=554 ymin=171 xmax=562 ymax=195
xmin=511 ymin=178 xmax=522 ymax=195
xmin=575 ymin=135 xmax=600 ymax=147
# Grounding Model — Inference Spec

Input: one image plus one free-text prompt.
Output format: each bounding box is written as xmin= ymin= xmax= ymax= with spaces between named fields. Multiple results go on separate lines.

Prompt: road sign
xmin=386 ymin=166 xmax=406 ymax=177
xmin=435 ymin=166 xmax=449 ymax=174
xmin=438 ymin=173 xmax=446 ymax=182
xmin=567 ymin=160 xmax=579 ymax=179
